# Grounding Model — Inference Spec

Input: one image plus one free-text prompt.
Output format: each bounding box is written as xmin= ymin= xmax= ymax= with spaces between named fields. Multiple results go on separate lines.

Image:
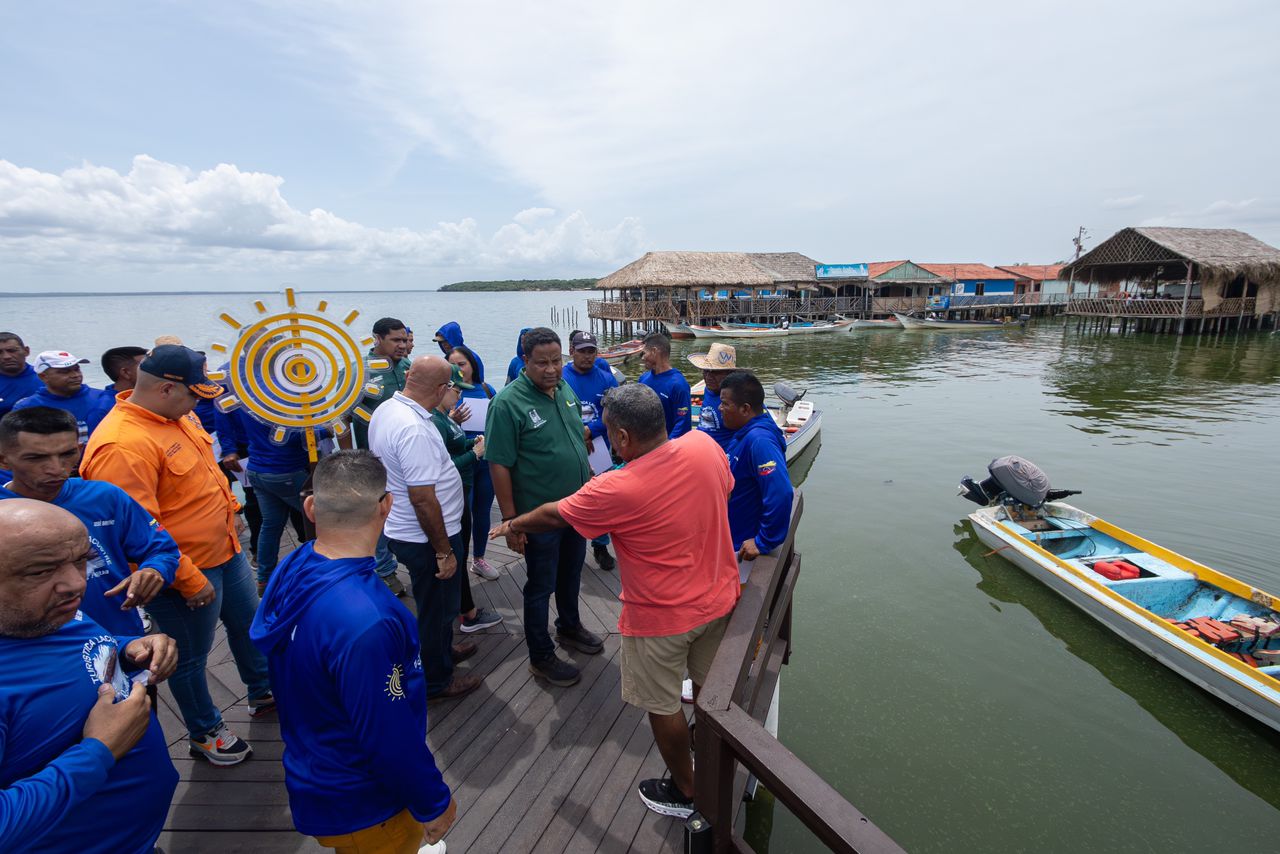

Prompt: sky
xmin=1 ymin=0 xmax=1277 ymax=292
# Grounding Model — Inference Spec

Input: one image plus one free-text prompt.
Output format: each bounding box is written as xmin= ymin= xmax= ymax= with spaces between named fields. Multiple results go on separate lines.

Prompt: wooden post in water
xmin=1178 ymin=261 xmax=1193 ymax=335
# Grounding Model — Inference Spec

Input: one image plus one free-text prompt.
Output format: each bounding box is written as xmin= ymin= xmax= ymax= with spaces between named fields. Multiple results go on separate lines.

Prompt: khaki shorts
xmin=315 ymin=808 xmax=423 ymax=854
xmin=621 ymin=614 xmax=731 ymax=716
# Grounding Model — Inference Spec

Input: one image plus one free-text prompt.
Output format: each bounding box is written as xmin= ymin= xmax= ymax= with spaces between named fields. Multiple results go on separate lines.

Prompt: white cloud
xmin=1142 ymin=198 xmax=1280 ymax=230
xmin=0 ymin=156 xmax=645 ymax=275
xmin=1102 ymin=195 xmax=1144 ymax=210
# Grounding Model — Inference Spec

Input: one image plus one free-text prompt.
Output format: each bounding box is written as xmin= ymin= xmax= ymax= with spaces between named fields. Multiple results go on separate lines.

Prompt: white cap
xmin=33 ymin=350 xmax=90 ymax=374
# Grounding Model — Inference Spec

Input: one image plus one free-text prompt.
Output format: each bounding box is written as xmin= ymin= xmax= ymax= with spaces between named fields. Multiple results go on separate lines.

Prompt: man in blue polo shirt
xmin=10 ymin=350 xmax=114 ymax=445
xmin=0 ymin=333 xmax=42 ymax=418
xmin=0 ymin=407 xmax=182 ymax=637
xmin=0 ymin=498 xmax=179 ymax=854
xmin=638 ymin=331 xmax=692 ymax=439
xmin=719 ymin=370 xmax=794 ymax=583
xmin=560 ymin=329 xmax=619 ymax=572
xmin=251 ymin=450 xmax=457 ymax=852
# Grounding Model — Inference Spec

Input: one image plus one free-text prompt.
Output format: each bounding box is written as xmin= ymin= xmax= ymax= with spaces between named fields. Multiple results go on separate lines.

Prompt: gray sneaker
xmin=189 ymin=722 xmax=253 ymax=766
xmin=556 ymin=625 xmax=604 ymax=655
xmin=529 ymin=654 xmax=580 ymax=687
xmin=460 ymin=607 xmax=503 ymax=633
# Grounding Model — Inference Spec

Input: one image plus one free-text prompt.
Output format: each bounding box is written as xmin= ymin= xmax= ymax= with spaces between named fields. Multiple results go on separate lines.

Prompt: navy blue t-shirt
xmin=0 ymin=365 xmax=42 ymax=416
xmin=639 ymin=367 xmax=692 ymax=439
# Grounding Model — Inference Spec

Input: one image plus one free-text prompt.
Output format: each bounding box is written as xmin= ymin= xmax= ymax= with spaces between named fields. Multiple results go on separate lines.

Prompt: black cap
xmin=139 ymin=345 xmax=223 ymax=400
xmin=570 ymin=330 xmax=599 ymax=351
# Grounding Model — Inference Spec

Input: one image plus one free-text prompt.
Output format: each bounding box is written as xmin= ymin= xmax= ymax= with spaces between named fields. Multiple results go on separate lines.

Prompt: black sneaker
xmin=638 ymin=777 xmax=694 ymax=818
xmin=592 ymin=544 xmax=616 ymax=571
xmin=529 ymin=654 xmax=581 ymax=687
xmin=189 ymin=722 xmax=253 ymax=766
xmin=556 ymin=624 xmax=604 ymax=655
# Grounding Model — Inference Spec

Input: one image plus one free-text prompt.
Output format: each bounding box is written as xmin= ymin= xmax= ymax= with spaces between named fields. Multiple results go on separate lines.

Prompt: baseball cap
xmin=33 ymin=351 xmax=91 ymax=374
xmin=569 ymin=330 xmax=599 ymax=351
xmin=139 ymin=345 xmax=224 ymax=400
xmin=449 ymin=364 xmax=476 ymax=390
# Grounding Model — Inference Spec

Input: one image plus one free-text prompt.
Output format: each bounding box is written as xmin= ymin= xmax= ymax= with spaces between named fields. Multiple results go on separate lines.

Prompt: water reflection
xmin=951 ymin=520 xmax=1280 ymax=807
xmin=1042 ymin=330 xmax=1280 ymax=443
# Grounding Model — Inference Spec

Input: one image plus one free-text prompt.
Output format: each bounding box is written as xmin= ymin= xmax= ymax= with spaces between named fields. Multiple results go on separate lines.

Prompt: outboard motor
xmin=958 ymin=455 xmax=1080 ymax=509
xmin=773 ymin=381 xmax=806 ymax=407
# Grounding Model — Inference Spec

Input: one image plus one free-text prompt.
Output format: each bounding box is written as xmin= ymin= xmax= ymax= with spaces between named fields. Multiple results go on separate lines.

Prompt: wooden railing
xmin=588 ymin=296 xmax=935 ymax=322
xmin=691 ymin=492 xmax=904 ymax=853
xmin=944 ymin=293 xmax=1069 ymax=308
xmin=1066 ymin=297 xmax=1256 ymax=318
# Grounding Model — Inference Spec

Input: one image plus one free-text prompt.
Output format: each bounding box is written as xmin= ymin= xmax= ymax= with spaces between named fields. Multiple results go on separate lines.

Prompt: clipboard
xmin=459 ymin=397 xmax=490 ymax=432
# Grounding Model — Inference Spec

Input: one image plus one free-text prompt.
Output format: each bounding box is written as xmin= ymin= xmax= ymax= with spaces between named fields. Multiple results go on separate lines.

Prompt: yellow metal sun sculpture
xmin=207 ymin=288 xmax=390 ymax=461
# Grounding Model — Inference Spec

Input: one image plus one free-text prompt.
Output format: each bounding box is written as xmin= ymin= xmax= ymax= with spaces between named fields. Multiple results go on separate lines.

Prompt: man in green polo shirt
xmin=487 ymin=327 xmax=602 ymax=687
xmin=354 ymin=317 xmax=412 ymax=595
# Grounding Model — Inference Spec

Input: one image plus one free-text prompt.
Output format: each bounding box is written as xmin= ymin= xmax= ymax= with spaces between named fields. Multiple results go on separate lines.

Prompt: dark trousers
xmin=459 ymin=485 xmax=474 ymax=616
xmin=389 ymin=533 xmax=464 ymax=696
xmin=522 ymin=527 xmax=586 ymax=660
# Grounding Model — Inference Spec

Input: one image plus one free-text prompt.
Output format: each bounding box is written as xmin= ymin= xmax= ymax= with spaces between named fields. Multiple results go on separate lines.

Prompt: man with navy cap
xmin=10 ymin=350 xmax=114 ymax=444
xmin=83 ymin=344 xmax=274 ymax=767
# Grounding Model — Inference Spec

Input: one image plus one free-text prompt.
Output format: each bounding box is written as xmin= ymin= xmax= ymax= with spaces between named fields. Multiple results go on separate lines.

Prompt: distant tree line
xmin=438 ymin=278 xmax=599 ymax=292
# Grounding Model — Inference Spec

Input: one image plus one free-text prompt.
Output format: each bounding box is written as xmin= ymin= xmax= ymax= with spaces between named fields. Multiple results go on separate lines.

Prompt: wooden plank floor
xmin=155 ymin=525 xmax=687 ymax=853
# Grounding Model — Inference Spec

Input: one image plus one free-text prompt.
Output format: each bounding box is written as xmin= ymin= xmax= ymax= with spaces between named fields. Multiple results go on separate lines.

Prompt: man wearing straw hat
xmin=686 ymin=342 xmax=739 ymax=449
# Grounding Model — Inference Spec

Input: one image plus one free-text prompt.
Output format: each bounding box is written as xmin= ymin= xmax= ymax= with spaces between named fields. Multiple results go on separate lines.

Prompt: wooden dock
xmin=154 ymin=533 xmax=689 ymax=853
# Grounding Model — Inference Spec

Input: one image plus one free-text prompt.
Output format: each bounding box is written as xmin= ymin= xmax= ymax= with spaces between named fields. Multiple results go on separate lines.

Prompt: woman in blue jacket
xmin=447 ymin=345 xmax=501 ymax=581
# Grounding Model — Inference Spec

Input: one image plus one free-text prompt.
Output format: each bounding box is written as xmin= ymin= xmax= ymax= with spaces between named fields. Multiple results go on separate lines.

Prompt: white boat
xmin=721 ymin=320 xmax=854 ymax=335
xmin=893 ymin=312 xmax=1010 ymax=330
xmin=687 ymin=324 xmax=791 ymax=339
xmin=847 ymin=317 xmax=902 ymax=329
xmin=663 ymin=323 xmax=696 ymax=339
xmin=959 ymin=456 xmax=1280 ymax=733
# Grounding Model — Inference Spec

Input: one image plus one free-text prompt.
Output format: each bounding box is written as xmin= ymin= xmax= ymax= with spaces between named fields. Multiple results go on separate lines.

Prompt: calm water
xmin=7 ymin=290 xmax=1280 ymax=852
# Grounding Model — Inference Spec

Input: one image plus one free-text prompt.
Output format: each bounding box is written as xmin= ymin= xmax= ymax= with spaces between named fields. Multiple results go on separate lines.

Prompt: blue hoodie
xmin=249 ymin=542 xmax=451 ymax=837
xmin=506 ymin=327 xmax=533 ymax=385
xmin=0 ymin=364 xmax=42 ymax=416
xmin=212 ymin=407 xmax=311 ymax=474
xmin=562 ymin=360 xmax=619 ymax=441
xmin=10 ymin=386 xmax=114 ymax=443
xmin=0 ymin=611 xmax=177 ymax=854
xmin=725 ymin=413 xmax=794 ymax=553
xmin=639 ymin=368 xmax=693 ymax=439
xmin=0 ymin=479 xmax=180 ymax=636
xmin=434 ymin=321 xmax=486 ymax=380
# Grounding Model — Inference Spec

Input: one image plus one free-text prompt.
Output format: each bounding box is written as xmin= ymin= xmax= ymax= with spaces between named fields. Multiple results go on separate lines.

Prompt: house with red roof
xmin=997 ymin=264 xmax=1068 ymax=295
xmin=916 ymin=263 xmax=1021 ymax=297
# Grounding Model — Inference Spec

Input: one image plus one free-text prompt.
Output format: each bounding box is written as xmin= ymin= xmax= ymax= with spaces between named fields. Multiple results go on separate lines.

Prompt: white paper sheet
xmin=233 ymin=457 xmax=251 ymax=486
xmin=587 ymin=441 xmax=614 ymax=476
xmin=459 ymin=397 xmax=490 ymax=432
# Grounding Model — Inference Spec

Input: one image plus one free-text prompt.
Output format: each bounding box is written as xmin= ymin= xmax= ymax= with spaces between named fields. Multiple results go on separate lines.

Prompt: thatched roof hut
xmin=596 ymin=251 xmax=819 ymax=292
xmin=1062 ymin=227 xmax=1280 ymax=314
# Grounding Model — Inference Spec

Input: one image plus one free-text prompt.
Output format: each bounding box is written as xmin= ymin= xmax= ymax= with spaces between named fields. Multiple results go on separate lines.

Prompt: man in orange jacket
xmin=83 ymin=345 xmax=273 ymax=767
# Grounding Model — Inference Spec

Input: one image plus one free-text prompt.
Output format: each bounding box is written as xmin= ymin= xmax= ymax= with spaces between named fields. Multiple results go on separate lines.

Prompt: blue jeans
xmin=389 ymin=534 xmax=464 ymax=696
xmin=375 ymin=532 xmax=398 ymax=578
xmin=471 ymin=458 xmax=495 ymax=558
xmin=522 ymin=528 xmax=586 ymax=660
xmin=145 ymin=551 xmax=272 ymax=738
xmin=247 ymin=469 xmax=308 ymax=585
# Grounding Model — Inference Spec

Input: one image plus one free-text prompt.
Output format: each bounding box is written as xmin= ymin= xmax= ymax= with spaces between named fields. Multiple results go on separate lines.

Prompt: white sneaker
xmin=681 ymin=678 xmax=693 ymax=704
xmin=470 ymin=557 xmax=500 ymax=580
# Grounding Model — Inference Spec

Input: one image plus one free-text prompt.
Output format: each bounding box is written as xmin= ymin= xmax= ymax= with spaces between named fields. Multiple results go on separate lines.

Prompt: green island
xmin=438 ymin=278 xmax=599 ymax=292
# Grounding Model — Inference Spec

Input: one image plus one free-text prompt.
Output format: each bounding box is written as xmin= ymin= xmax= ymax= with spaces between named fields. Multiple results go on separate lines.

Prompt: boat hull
xmin=968 ymin=504 xmax=1280 ymax=733
xmin=848 ymin=318 xmax=902 ymax=329
xmin=781 ymin=410 xmax=821 ymax=463
xmin=687 ymin=324 xmax=790 ymax=339
xmin=894 ymin=312 xmax=1008 ymax=330
xmin=664 ymin=323 xmax=696 ymax=339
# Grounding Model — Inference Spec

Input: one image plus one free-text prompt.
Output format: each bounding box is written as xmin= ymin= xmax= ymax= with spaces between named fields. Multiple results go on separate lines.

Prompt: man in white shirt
xmin=367 ymin=356 xmax=481 ymax=702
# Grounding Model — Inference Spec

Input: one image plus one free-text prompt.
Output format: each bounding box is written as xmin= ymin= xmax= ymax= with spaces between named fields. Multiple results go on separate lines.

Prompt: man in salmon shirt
xmin=491 ymin=383 xmax=740 ymax=820
xmin=82 ymin=344 xmax=273 ymax=767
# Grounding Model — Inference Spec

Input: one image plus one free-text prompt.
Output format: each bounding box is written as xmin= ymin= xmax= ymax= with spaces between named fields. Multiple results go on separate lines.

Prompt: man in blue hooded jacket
xmin=250 ymin=450 xmax=457 ymax=852
xmin=719 ymin=371 xmax=794 ymax=583
xmin=0 ymin=407 xmax=182 ymax=637
xmin=433 ymin=321 xmax=486 ymax=379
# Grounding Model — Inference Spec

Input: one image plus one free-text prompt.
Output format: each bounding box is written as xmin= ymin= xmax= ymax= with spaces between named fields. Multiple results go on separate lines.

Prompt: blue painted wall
xmin=951 ymin=279 xmax=1016 ymax=295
